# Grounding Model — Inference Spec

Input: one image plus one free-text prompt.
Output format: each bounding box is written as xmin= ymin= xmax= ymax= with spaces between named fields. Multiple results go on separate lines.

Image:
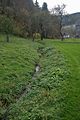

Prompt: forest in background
xmin=0 ymin=0 xmax=66 ymax=40
xmin=0 ymin=0 xmax=80 ymax=40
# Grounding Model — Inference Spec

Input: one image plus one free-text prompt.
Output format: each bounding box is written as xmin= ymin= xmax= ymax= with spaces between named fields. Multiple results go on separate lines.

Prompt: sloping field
xmin=1 ymin=37 xmax=79 ymax=119
xmin=0 ymin=36 xmax=69 ymax=119
xmin=0 ymin=36 xmax=41 ymax=118
xmin=45 ymin=39 xmax=80 ymax=120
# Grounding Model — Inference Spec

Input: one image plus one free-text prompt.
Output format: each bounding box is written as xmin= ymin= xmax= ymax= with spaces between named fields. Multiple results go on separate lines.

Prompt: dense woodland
xmin=0 ymin=0 xmax=66 ymax=40
xmin=0 ymin=0 xmax=80 ymax=40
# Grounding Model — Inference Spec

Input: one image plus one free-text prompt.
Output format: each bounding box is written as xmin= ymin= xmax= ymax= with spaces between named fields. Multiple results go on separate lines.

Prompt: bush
xmin=0 ymin=15 xmax=13 ymax=34
xmin=33 ymin=33 xmax=41 ymax=39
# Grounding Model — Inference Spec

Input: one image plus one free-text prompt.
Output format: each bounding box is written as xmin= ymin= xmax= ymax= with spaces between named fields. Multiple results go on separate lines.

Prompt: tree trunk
xmin=6 ymin=34 xmax=9 ymax=42
xmin=40 ymin=23 xmax=44 ymax=40
xmin=41 ymin=33 xmax=43 ymax=40
xmin=60 ymin=32 xmax=64 ymax=41
xmin=32 ymin=34 xmax=35 ymax=42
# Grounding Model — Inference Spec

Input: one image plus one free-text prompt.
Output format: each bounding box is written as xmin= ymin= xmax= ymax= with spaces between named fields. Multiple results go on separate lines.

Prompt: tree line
xmin=0 ymin=0 xmax=66 ymax=41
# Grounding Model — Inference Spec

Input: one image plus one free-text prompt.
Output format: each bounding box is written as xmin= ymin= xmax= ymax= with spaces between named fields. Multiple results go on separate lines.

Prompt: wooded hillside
xmin=0 ymin=0 xmax=80 ymax=40
xmin=0 ymin=0 xmax=34 ymax=11
xmin=63 ymin=12 xmax=80 ymax=26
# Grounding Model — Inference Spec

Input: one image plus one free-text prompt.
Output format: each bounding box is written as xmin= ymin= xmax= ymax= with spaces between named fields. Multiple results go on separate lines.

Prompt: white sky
xmin=33 ymin=0 xmax=80 ymax=14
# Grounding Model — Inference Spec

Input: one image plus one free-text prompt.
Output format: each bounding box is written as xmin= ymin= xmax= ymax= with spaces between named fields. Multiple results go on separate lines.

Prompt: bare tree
xmin=54 ymin=4 xmax=66 ymax=40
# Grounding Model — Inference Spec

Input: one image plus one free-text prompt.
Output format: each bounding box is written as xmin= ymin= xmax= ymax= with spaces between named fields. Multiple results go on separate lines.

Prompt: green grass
xmin=4 ymin=43 xmax=69 ymax=120
xmin=0 ymin=36 xmax=80 ymax=120
xmin=45 ymin=39 xmax=80 ymax=120
xmin=0 ymin=35 xmax=41 ymax=117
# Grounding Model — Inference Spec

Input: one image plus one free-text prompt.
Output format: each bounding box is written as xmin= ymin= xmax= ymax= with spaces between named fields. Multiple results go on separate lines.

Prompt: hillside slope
xmin=63 ymin=12 xmax=80 ymax=26
xmin=0 ymin=36 xmax=41 ymax=118
xmin=0 ymin=0 xmax=34 ymax=11
xmin=0 ymin=36 xmax=69 ymax=120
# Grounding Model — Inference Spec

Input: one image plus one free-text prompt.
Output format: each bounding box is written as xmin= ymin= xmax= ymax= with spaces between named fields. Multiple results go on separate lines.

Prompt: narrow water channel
xmin=35 ymin=64 xmax=40 ymax=73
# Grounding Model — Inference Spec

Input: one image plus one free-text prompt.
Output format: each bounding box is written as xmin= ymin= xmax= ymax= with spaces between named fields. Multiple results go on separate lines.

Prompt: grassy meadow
xmin=0 ymin=35 xmax=41 ymax=118
xmin=45 ymin=39 xmax=80 ymax=119
xmin=0 ymin=36 xmax=80 ymax=119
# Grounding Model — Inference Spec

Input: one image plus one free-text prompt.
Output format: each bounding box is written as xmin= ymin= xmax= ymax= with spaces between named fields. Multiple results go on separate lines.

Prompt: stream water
xmin=35 ymin=65 xmax=40 ymax=73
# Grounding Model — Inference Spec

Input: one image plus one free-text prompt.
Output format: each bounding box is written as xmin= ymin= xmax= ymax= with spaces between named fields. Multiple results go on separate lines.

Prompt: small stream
xmin=35 ymin=64 xmax=40 ymax=73
xmin=32 ymin=64 xmax=40 ymax=80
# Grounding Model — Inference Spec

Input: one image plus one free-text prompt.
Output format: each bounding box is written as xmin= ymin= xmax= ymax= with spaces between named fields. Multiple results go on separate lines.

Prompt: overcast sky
xmin=33 ymin=0 xmax=80 ymax=14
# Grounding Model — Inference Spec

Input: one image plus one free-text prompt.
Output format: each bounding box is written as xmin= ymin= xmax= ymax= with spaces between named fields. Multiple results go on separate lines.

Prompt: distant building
xmin=63 ymin=34 xmax=70 ymax=39
xmin=62 ymin=24 xmax=75 ymax=38
xmin=75 ymin=21 xmax=80 ymax=38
